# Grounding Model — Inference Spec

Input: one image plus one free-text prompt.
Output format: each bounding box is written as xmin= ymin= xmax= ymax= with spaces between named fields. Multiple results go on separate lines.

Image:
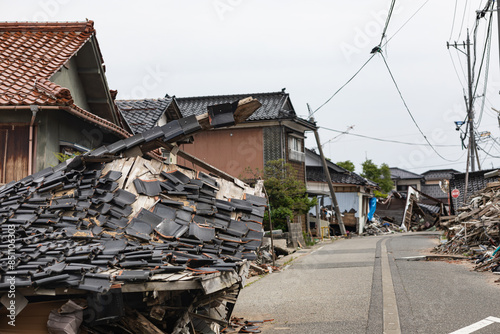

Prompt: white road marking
xmin=449 ymin=316 xmax=500 ymax=334
xmin=382 ymin=239 xmax=401 ymax=334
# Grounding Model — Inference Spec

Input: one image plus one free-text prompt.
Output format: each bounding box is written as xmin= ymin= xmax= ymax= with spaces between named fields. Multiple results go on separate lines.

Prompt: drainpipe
xmin=28 ymin=105 xmax=39 ymax=175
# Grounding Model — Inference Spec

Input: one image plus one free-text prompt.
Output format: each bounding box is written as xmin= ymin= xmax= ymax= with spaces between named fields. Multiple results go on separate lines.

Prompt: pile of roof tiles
xmin=0 ymin=96 xmax=268 ymax=291
xmin=434 ymin=181 xmax=500 ymax=273
xmin=0 ymin=158 xmax=266 ymax=292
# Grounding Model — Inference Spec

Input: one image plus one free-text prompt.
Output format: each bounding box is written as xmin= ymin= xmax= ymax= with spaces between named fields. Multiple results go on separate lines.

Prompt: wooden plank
xmin=196 ymin=113 xmax=211 ymax=130
xmin=115 ymin=157 xmax=138 ymax=189
xmin=121 ymin=310 xmax=166 ymax=334
xmin=233 ymin=98 xmax=262 ymax=124
xmin=121 ymin=280 xmax=201 ymax=292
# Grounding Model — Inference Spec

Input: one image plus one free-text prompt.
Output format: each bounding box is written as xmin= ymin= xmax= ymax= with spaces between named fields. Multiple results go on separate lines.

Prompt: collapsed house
xmin=305 ymin=148 xmax=379 ymax=235
xmin=435 ymin=179 xmax=500 ymax=274
xmin=377 ymin=187 xmax=448 ymax=232
xmin=0 ymin=98 xmax=267 ymax=333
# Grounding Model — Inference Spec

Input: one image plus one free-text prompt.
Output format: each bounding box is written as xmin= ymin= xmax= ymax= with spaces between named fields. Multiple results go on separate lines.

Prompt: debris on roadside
xmin=222 ymin=317 xmax=274 ymax=333
xmin=248 ymin=263 xmax=280 ymax=276
xmin=377 ymin=188 xmax=446 ymax=233
xmin=363 ymin=215 xmax=404 ymax=235
xmin=434 ymin=181 xmax=500 ymax=274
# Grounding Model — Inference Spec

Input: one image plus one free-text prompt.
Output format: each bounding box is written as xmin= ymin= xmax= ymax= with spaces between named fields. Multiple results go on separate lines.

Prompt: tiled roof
xmin=0 ymin=21 xmax=94 ymax=106
xmin=177 ymin=91 xmax=302 ymax=122
xmin=0 ymin=21 xmax=130 ymax=138
xmin=421 ymin=184 xmax=448 ymax=199
xmin=450 ymin=169 xmax=497 ymax=209
xmin=305 ymin=148 xmax=379 ymax=188
xmin=389 ymin=167 xmax=423 ymax=180
xmin=307 ymin=166 xmax=379 ymax=187
xmin=422 ymin=169 xmax=459 ymax=181
xmin=116 ymin=98 xmax=175 ymax=134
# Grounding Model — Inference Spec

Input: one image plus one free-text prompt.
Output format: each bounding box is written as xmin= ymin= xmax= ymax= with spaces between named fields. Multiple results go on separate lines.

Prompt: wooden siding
xmin=0 ymin=124 xmax=30 ymax=183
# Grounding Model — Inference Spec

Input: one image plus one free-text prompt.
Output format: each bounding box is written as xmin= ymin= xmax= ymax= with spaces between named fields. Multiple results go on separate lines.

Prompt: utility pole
xmin=307 ymin=104 xmax=346 ymax=235
xmin=447 ymin=30 xmax=478 ymax=201
xmin=312 ymin=128 xmax=346 ymax=235
xmin=307 ymin=119 xmax=346 ymax=236
xmin=497 ymin=0 xmax=500 ymax=77
xmin=465 ymin=30 xmax=477 ymax=172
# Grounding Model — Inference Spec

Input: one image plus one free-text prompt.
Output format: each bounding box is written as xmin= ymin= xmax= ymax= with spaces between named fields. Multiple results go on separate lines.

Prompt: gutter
xmin=0 ymin=105 xmax=131 ymax=139
xmin=28 ymin=105 xmax=38 ymax=175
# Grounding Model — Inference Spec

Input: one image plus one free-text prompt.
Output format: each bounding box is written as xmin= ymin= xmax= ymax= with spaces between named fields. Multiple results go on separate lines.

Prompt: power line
xmin=311 ymin=0 xmax=430 ymax=117
xmin=449 ymin=0 xmax=459 ymax=40
xmin=379 ymin=0 xmax=397 ymax=46
xmin=481 ymin=140 xmax=495 ymax=165
xmin=310 ymin=53 xmax=376 ymax=117
xmin=448 ymin=49 xmax=466 ymax=90
xmin=403 ymin=154 xmax=469 ymax=171
xmin=320 ymin=125 xmax=355 ymax=147
xmin=320 ymin=126 xmax=461 ymax=147
xmin=378 ymin=52 xmax=461 ymax=162
xmin=457 ymin=0 xmax=469 ymax=40
xmin=473 ymin=5 xmax=493 ymax=128
xmin=383 ymin=0 xmax=430 ymax=47
xmin=477 ymin=142 xmax=500 ymax=158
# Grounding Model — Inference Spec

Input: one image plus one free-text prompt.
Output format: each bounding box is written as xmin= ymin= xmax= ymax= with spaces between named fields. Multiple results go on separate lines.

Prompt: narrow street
xmin=233 ymin=233 xmax=500 ymax=334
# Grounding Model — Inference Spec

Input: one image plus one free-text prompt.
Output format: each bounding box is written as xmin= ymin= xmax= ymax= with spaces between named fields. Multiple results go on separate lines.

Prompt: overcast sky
xmin=4 ymin=0 xmax=500 ymax=174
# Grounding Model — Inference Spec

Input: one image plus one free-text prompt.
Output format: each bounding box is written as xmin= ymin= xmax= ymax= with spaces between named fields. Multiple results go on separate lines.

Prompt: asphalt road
xmin=232 ymin=233 xmax=500 ymax=334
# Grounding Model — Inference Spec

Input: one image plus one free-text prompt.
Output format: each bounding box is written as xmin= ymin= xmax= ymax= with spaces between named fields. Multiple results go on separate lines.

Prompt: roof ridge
xmin=116 ymin=97 xmax=171 ymax=102
xmin=35 ymin=78 xmax=73 ymax=105
xmin=0 ymin=21 xmax=94 ymax=32
xmin=175 ymin=91 xmax=288 ymax=100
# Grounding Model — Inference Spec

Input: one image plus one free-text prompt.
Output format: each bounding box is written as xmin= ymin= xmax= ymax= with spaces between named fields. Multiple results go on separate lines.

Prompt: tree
xmin=262 ymin=160 xmax=317 ymax=231
xmin=361 ymin=159 xmax=394 ymax=195
xmin=336 ymin=160 xmax=355 ymax=172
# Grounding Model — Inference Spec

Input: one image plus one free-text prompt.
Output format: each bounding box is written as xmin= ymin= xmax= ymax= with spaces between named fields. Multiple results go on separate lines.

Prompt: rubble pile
xmin=364 ymin=215 xmax=404 ymax=235
xmin=434 ymin=182 xmax=500 ymax=273
xmin=0 ymin=98 xmax=266 ymax=333
xmin=0 ymin=156 xmax=266 ymax=332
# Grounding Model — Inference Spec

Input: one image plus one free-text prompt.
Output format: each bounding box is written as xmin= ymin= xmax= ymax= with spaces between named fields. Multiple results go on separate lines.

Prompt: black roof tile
xmin=0 ymin=125 xmax=265 ymax=295
xmin=176 ymin=91 xmax=299 ymax=122
xmin=116 ymin=98 xmax=175 ymax=135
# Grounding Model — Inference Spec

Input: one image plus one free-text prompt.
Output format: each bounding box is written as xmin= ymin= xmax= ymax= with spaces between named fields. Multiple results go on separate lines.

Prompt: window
xmin=288 ymin=136 xmax=305 ymax=162
xmin=397 ymin=185 xmax=408 ymax=192
xmin=291 ymin=137 xmax=301 ymax=152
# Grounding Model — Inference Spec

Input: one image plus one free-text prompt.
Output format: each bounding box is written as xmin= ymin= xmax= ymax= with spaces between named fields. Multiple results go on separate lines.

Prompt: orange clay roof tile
xmin=0 ymin=21 xmax=94 ymax=106
xmin=0 ymin=21 xmax=131 ymax=139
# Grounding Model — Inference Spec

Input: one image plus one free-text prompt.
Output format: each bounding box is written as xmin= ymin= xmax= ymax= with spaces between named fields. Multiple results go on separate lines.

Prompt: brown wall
xmin=178 ymin=127 xmax=264 ymax=179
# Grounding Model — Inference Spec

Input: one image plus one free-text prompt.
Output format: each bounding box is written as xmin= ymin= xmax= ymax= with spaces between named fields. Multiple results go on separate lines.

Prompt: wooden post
xmin=312 ymin=128 xmax=346 ymax=235
xmin=263 ymin=185 xmax=276 ymax=267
